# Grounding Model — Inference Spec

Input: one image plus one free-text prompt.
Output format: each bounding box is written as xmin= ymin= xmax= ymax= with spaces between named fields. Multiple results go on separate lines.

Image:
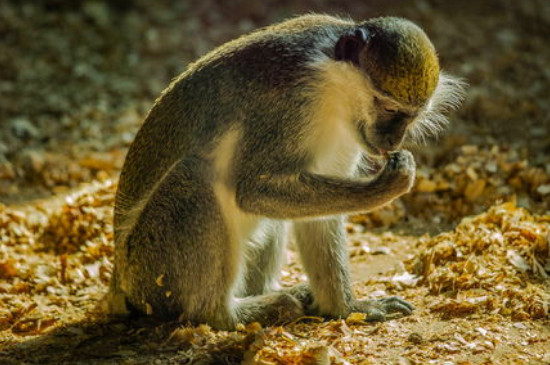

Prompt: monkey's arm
xmin=237 ymin=151 xmax=415 ymax=219
xmin=355 ymin=153 xmax=387 ymax=177
xmin=292 ymin=217 xmax=414 ymax=320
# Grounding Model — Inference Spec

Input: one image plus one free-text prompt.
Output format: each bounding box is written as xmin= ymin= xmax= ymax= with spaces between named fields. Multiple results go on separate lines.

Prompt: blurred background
xmin=1 ymin=0 xmax=549 ymax=224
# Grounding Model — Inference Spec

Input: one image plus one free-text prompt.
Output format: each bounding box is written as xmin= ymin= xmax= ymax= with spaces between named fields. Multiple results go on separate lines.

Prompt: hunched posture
xmin=108 ymin=14 xmax=463 ymax=329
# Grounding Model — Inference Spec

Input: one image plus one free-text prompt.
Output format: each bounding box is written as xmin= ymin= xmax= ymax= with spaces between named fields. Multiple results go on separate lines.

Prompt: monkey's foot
xmin=236 ymin=292 xmax=304 ymax=327
xmin=285 ymin=283 xmax=314 ymax=309
xmin=352 ymin=297 xmax=414 ymax=322
xmin=284 ymin=285 xmax=413 ymax=321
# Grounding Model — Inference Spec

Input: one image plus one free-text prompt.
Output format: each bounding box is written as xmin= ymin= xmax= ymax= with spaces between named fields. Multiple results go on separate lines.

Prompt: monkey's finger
xmin=364 ymin=307 xmax=387 ymax=322
xmin=379 ymin=296 xmax=415 ymax=309
xmin=377 ymin=297 xmax=414 ymax=315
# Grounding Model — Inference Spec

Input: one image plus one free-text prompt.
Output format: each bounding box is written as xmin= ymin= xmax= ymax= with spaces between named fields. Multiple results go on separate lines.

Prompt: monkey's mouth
xmin=359 ymin=129 xmax=389 ymax=174
xmin=359 ymin=127 xmax=386 ymax=157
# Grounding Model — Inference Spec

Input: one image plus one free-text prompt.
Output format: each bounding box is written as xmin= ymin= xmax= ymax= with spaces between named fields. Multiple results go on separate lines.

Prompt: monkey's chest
xmin=308 ymin=125 xmax=362 ymax=177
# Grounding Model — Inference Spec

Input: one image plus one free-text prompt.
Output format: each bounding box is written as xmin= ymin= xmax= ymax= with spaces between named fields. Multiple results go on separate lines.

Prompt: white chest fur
xmin=210 ymin=128 xmax=260 ymax=244
xmin=309 ymin=119 xmax=362 ymax=177
xmin=306 ymin=59 xmax=374 ymax=177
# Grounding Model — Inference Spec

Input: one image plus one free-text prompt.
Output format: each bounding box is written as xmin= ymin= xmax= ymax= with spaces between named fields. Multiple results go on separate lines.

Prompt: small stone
xmin=10 ymin=118 xmax=39 ymax=139
xmin=407 ymin=332 xmax=423 ymax=344
xmin=464 ymin=179 xmax=486 ymax=201
xmin=416 ymin=179 xmax=438 ymax=193
xmin=21 ymin=150 xmax=45 ymax=174
xmin=536 ymin=184 xmax=550 ymax=196
xmin=513 ymin=322 xmax=527 ymax=329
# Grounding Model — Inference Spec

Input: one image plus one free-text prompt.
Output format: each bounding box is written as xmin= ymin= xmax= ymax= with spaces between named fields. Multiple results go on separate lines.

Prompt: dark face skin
xmin=335 ymin=27 xmax=423 ymax=156
xmin=355 ymin=94 xmax=419 ymax=157
xmin=365 ymin=97 xmax=418 ymax=155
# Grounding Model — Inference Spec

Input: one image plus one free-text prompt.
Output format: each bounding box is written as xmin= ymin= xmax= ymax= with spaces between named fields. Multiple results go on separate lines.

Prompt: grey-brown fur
xmin=107 ymin=14 xmax=462 ymax=330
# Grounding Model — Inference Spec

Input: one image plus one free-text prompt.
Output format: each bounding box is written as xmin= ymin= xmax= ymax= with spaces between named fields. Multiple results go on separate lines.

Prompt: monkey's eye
xmin=374 ymin=97 xmax=400 ymax=114
xmin=383 ymin=105 xmax=399 ymax=114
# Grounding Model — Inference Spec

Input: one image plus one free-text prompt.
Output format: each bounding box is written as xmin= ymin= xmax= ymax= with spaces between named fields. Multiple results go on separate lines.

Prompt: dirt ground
xmin=0 ymin=0 xmax=549 ymax=364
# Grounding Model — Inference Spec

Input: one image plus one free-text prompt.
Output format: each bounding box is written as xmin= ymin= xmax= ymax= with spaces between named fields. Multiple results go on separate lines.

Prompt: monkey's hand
xmin=376 ymin=150 xmax=416 ymax=196
xmin=351 ymin=297 xmax=414 ymax=321
xmin=237 ymin=150 xmax=417 ymax=219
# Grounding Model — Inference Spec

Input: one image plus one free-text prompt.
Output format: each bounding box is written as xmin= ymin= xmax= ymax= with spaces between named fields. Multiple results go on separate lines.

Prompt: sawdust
xmin=1 ymin=0 xmax=549 ymax=364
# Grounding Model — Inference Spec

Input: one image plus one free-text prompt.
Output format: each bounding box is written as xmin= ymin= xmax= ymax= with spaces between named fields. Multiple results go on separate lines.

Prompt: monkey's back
xmin=114 ymin=15 xmax=354 ymax=231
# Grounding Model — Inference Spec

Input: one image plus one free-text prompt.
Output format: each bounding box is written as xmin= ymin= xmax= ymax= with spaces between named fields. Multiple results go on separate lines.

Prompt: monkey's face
xmin=335 ymin=17 xmax=464 ymax=156
xmin=359 ymin=96 xmax=416 ymax=156
xmin=359 ymin=73 xmax=464 ymax=157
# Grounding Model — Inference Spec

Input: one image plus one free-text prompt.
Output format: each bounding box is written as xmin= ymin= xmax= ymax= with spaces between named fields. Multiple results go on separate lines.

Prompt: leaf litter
xmin=1 ymin=175 xmax=548 ymax=363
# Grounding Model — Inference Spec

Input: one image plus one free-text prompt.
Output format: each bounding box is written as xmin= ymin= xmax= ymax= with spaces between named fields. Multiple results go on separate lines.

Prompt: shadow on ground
xmin=1 ymin=317 xmax=246 ymax=365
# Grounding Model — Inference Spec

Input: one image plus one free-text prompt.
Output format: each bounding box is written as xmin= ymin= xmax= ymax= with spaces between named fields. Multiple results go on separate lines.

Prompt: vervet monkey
xmin=108 ymin=14 xmax=463 ymax=330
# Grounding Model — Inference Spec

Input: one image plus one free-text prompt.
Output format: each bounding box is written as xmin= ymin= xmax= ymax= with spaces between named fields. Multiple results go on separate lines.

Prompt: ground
xmin=0 ymin=0 xmax=549 ymax=364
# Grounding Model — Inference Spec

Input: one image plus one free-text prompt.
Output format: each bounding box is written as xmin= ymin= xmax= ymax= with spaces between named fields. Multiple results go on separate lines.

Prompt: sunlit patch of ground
xmin=1 ymin=178 xmax=548 ymax=364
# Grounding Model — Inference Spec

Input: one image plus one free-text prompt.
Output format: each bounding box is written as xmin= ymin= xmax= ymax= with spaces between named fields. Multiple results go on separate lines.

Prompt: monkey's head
xmin=335 ymin=17 xmax=464 ymax=156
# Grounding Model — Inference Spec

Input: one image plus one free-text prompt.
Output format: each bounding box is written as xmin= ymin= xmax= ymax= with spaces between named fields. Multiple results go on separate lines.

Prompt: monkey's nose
xmin=383 ymin=134 xmax=402 ymax=151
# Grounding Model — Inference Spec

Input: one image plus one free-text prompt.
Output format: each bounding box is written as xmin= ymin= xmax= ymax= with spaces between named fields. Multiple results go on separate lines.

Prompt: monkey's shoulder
xmin=187 ymin=15 xmax=355 ymax=77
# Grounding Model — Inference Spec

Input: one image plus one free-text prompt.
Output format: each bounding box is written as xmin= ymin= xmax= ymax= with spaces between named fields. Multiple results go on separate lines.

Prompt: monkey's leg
xmin=119 ymin=160 xmax=302 ymax=329
xmin=227 ymin=223 xmax=303 ymax=327
xmin=292 ymin=217 xmax=352 ymax=316
xmin=293 ymin=218 xmax=413 ymax=321
xmin=240 ymin=221 xmax=286 ymax=297
xmin=119 ymin=164 xmax=237 ymax=326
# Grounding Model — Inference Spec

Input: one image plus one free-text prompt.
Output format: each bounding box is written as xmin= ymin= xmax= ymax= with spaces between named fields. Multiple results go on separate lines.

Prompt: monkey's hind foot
xmin=285 ymin=283 xmax=314 ymax=309
xmin=235 ymin=292 xmax=304 ymax=327
xmin=353 ymin=297 xmax=414 ymax=322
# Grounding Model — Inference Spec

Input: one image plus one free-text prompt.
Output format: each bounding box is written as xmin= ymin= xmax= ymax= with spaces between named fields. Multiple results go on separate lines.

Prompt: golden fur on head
xmin=361 ymin=17 xmax=440 ymax=107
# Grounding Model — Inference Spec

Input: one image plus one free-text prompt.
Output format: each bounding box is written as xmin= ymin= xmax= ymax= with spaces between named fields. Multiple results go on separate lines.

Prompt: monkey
xmin=106 ymin=14 xmax=464 ymax=330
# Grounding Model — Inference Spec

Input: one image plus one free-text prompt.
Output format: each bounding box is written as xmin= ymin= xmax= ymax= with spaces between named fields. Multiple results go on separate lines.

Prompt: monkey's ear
xmin=335 ymin=28 xmax=368 ymax=66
